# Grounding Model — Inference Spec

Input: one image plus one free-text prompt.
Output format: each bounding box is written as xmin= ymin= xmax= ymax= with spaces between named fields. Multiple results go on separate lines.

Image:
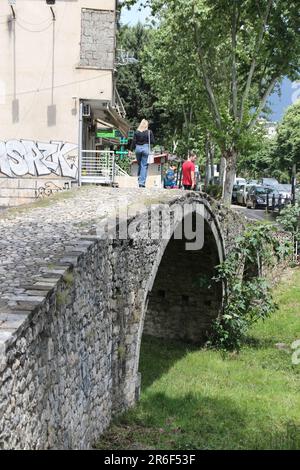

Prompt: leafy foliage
xmin=237 ymin=136 xmax=290 ymax=182
xmin=277 ymin=203 xmax=300 ymax=243
xmin=208 ymin=224 xmax=291 ymax=351
xmin=123 ymin=0 xmax=300 ymax=202
xmin=238 ymin=100 xmax=300 ymax=181
xmin=205 ymin=184 xmax=223 ymax=200
xmin=116 ymin=23 xmax=170 ymax=142
xmin=276 ymin=100 xmax=300 ymax=173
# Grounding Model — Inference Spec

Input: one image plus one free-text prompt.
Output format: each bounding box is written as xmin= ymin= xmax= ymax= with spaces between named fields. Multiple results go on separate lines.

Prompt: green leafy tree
xmin=142 ymin=22 xmax=216 ymax=165
xmin=239 ymin=101 xmax=300 ymax=182
xmin=276 ymin=100 xmax=300 ymax=178
xmin=116 ymin=23 xmax=168 ymax=142
xmin=238 ymin=100 xmax=300 ymax=182
xmin=237 ymin=135 xmax=289 ymax=181
xmin=124 ymin=0 xmax=300 ymax=203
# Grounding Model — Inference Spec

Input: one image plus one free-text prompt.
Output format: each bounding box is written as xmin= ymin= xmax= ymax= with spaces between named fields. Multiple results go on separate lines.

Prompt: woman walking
xmin=131 ymin=119 xmax=154 ymax=188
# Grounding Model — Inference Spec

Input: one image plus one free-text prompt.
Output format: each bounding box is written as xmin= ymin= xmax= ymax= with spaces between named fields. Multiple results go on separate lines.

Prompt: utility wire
xmin=0 ymin=73 xmax=113 ymax=99
xmin=16 ymin=20 xmax=53 ymax=33
xmin=15 ymin=15 xmax=53 ymax=26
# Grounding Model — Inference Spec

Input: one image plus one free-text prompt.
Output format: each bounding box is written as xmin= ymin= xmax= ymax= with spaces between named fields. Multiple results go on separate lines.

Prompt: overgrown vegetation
xmin=277 ymin=203 xmax=300 ymax=243
xmin=205 ymin=184 xmax=223 ymax=200
xmin=208 ymin=224 xmax=291 ymax=351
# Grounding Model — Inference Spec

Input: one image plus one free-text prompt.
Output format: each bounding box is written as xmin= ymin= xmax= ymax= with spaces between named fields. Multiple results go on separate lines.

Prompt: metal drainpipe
xmin=78 ymin=102 xmax=83 ymax=187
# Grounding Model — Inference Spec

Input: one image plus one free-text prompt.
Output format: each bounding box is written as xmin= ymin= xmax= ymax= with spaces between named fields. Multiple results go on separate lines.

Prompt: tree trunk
xmin=219 ymin=155 xmax=226 ymax=189
xmin=210 ymin=144 xmax=215 ymax=184
xmin=205 ymin=137 xmax=211 ymax=188
xmin=222 ymin=149 xmax=237 ymax=206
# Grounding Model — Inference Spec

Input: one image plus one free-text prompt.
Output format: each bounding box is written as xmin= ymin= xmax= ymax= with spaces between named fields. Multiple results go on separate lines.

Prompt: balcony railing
xmin=114 ymin=87 xmax=126 ymax=119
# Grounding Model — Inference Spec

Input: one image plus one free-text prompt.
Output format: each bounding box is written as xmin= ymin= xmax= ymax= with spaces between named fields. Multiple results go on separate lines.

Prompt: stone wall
xmin=0 ymin=190 xmax=245 ymax=449
xmin=0 ymin=178 xmax=73 ymax=207
xmin=144 ymin=221 xmax=222 ymax=343
xmin=0 ymin=233 xmax=153 ymax=449
xmin=80 ymin=9 xmax=115 ymax=69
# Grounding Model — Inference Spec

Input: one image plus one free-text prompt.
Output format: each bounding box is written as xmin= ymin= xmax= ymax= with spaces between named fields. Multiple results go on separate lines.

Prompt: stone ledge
xmin=0 ymin=262 xmax=76 ymax=364
xmin=0 ymin=312 xmax=28 ymax=331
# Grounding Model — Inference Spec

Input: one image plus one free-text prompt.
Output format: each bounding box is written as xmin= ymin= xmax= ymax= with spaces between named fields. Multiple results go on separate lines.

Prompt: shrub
xmin=208 ymin=224 xmax=291 ymax=351
xmin=205 ymin=184 xmax=223 ymax=199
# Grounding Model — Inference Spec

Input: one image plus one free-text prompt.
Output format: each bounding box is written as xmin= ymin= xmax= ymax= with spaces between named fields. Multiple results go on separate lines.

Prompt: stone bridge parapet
xmin=0 ymin=187 xmax=246 ymax=449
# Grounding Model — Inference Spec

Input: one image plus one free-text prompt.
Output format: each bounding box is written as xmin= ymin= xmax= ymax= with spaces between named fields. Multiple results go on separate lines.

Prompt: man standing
xmin=182 ymin=153 xmax=197 ymax=190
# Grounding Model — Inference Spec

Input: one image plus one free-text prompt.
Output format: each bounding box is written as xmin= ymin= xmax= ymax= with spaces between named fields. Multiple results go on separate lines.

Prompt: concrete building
xmin=257 ymin=118 xmax=277 ymax=139
xmin=0 ymin=0 xmax=128 ymax=206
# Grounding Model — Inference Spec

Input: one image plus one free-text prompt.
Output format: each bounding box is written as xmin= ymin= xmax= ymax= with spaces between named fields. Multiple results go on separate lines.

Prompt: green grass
xmin=96 ymin=268 xmax=300 ymax=450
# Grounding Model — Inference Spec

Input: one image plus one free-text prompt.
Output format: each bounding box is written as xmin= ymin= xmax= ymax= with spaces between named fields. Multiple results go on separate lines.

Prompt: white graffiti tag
xmin=0 ymin=140 xmax=78 ymax=178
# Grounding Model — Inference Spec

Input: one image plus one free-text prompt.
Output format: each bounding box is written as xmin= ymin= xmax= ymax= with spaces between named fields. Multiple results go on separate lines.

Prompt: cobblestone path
xmin=0 ymin=187 xmax=177 ymax=313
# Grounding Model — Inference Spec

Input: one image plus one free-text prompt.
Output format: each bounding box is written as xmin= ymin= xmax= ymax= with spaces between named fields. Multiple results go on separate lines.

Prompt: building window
xmin=80 ymin=9 xmax=115 ymax=69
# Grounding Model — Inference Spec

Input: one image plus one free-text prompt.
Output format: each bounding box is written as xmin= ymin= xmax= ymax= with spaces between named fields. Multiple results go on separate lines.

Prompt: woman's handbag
xmin=147 ymin=130 xmax=154 ymax=164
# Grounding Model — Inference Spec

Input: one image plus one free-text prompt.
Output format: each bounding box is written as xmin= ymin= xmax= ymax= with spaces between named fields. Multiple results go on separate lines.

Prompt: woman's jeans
xmin=135 ymin=144 xmax=149 ymax=187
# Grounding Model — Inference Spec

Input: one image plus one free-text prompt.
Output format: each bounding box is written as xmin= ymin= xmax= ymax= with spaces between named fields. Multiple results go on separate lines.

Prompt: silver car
xmin=278 ymin=184 xmax=292 ymax=202
xmin=236 ymin=184 xmax=250 ymax=206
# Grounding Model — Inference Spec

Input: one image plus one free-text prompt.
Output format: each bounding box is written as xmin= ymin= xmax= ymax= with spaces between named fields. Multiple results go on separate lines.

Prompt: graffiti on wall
xmin=35 ymin=181 xmax=72 ymax=199
xmin=0 ymin=140 xmax=78 ymax=179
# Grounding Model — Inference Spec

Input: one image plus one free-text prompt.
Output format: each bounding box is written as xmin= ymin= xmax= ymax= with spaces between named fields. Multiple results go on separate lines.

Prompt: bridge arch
xmin=123 ymin=197 xmax=225 ymax=406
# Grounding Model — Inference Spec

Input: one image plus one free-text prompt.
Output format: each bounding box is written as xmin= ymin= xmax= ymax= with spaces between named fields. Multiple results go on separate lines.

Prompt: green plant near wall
xmin=208 ymin=224 xmax=291 ymax=351
xmin=205 ymin=184 xmax=223 ymax=200
xmin=116 ymin=155 xmax=132 ymax=175
xmin=277 ymin=203 xmax=300 ymax=244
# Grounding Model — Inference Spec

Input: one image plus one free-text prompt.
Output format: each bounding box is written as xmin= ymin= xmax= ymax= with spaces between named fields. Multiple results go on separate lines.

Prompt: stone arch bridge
xmin=0 ymin=187 xmax=245 ymax=449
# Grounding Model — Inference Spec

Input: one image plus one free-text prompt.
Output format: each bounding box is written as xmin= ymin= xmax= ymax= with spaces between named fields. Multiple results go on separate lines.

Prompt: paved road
xmin=231 ymin=204 xmax=277 ymax=222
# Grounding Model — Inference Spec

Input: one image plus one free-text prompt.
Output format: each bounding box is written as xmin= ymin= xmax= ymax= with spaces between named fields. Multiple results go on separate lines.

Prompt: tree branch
xmin=247 ymin=76 xmax=278 ymax=130
xmin=258 ymin=55 xmax=274 ymax=95
xmin=239 ymin=0 xmax=273 ymax=124
xmin=231 ymin=0 xmax=239 ymax=120
xmin=194 ymin=27 xmax=223 ymax=131
xmin=255 ymin=0 xmax=263 ymax=18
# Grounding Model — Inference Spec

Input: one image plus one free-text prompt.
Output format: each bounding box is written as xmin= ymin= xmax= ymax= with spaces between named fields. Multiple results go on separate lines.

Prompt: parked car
xmin=260 ymin=177 xmax=279 ymax=188
xmin=232 ymin=184 xmax=240 ymax=204
xmin=247 ymin=179 xmax=258 ymax=186
xmin=296 ymin=185 xmax=300 ymax=202
xmin=277 ymin=184 xmax=292 ymax=202
xmin=246 ymin=185 xmax=280 ymax=209
xmin=235 ymin=177 xmax=247 ymax=186
xmin=236 ymin=184 xmax=250 ymax=206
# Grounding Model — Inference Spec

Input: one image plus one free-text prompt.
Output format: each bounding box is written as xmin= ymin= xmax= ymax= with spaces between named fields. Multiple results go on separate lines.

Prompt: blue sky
xmin=268 ymin=78 xmax=294 ymax=122
xmin=121 ymin=3 xmax=295 ymax=123
xmin=121 ymin=2 xmax=151 ymax=26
